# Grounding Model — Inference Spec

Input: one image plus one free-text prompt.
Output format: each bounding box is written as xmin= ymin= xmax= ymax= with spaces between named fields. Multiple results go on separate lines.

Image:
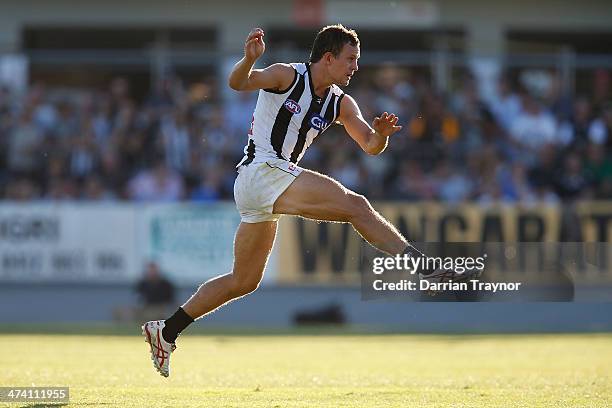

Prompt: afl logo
xmin=310 ymin=114 xmax=329 ymax=131
xmin=284 ymin=99 xmax=301 ymax=114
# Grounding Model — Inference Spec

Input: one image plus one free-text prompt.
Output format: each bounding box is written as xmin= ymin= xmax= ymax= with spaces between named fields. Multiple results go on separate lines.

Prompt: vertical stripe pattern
xmin=237 ymin=63 xmax=344 ymax=168
xmin=290 ymin=90 xmax=328 ymax=162
xmin=242 ymin=139 xmax=256 ymax=166
xmin=270 ymin=74 xmax=306 ymax=159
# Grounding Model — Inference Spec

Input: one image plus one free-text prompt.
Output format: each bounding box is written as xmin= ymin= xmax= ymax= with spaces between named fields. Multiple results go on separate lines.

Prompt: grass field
xmin=1 ymin=330 xmax=610 ymax=407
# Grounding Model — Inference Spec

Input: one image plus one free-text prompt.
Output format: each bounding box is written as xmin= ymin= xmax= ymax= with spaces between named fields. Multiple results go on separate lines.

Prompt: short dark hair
xmin=309 ymin=24 xmax=359 ymax=63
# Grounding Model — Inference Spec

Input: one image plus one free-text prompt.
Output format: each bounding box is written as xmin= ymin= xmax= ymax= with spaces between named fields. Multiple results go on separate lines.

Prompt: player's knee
xmin=241 ymin=278 xmax=261 ymax=295
xmin=231 ymin=275 xmax=261 ymax=297
xmin=348 ymin=193 xmax=372 ymax=221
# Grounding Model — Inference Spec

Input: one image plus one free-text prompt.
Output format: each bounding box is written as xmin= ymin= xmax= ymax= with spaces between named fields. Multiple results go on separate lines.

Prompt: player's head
xmin=310 ymin=24 xmax=360 ymax=86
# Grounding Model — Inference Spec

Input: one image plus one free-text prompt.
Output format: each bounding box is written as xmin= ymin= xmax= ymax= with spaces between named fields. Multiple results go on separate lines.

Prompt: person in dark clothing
xmin=136 ymin=261 xmax=176 ymax=306
xmin=113 ymin=261 xmax=176 ymax=322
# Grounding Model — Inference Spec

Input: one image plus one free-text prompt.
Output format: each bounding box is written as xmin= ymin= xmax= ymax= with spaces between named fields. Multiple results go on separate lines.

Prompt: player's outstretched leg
xmin=273 ymin=169 xmax=408 ymax=255
xmin=273 ymin=169 xmax=482 ymax=292
xmin=142 ymin=221 xmax=277 ymax=377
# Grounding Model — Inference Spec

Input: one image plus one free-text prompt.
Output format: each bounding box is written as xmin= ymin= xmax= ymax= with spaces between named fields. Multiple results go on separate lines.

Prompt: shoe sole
xmin=142 ymin=324 xmax=169 ymax=378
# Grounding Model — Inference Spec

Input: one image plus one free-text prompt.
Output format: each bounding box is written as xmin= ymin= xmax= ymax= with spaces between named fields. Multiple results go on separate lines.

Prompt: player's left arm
xmin=338 ymin=94 xmax=402 ymax=155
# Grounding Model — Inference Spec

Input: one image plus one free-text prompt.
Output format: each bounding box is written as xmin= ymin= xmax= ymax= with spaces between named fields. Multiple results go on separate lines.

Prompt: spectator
xmin=390 ymin=160 xmax=436 ymax=201
xmin=190 ymin=167 xmax=223 ymax=202
xmin=588 ymin=102 xmax=612 ymax=153
xmin=329 ymin=152 xmax=363 ymax=193
xmin=160 ymin=108 xmax=191 ymax=172
xmin=128 ymin=161 xmax=184 ymax=202
xmin=7 ymin=108 xmax=42 ymax=176
xmin=509 ymin=93 xmax=559 ymax=161
xmin=583 ymin=143 xmax=612 ymax=199
xmin=562 ymin=96 xmax=594 ymax=153
xmin=0 ymin=67 xmax=609 ymax=205
xmin=498 ymin=162 xmax=535 ymax=203
xmin=488 ymin=75 xmax=522 ymax=132
xmin=136 ymin=261 xmax=176 ymax=307
xmin=555 ymin=153 xmax=590 ymax=200
xmin=225 ymin=91 xmax=257 ymax=139
xmin=82 ymin=175 xmax=116 ymax=201
xmin=434 ymin=161 xmax=473 ymax=203
xmin=113 ymin=261 xmax=176 ymax=322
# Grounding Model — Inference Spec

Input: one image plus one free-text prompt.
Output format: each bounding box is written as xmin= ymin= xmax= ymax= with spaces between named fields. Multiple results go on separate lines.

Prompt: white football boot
xmin=142 ymin=320 xmax=176 ymax=377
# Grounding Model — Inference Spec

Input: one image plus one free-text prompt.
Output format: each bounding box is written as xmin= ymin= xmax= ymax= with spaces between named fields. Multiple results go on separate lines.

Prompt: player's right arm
xmin=339 ymin=95 xmax=402 ymax=155
xmin=228 ymin=28 xmax=294 ymax=92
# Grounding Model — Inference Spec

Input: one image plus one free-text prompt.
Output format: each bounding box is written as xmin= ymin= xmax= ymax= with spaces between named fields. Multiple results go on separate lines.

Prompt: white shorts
xmin=234 ymin=158 xmax=303 ymax=223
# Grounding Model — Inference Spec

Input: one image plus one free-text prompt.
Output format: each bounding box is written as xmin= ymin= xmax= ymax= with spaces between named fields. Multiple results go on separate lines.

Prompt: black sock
xmin=162 ymin=307 xmax=194 ymax=343
xmin=403 ymin=244 xmax=433 ymax=275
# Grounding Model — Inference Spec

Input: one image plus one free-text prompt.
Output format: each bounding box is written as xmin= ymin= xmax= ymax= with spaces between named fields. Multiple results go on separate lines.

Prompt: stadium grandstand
xmin=1 ymin=1 xmax=612 ymax=406
xmin=1 ymin=1 xmax=612 ymax=204
xmin=0 ymin=0 xmax=611 ymax=319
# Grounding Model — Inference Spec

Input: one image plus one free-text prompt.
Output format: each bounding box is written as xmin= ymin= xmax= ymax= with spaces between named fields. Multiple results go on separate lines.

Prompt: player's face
xmin=330 ymin=43 xmax=360 ymax=86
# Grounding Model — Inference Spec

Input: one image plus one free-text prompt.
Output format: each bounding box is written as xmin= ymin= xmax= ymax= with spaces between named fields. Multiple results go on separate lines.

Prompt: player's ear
xmin=324 ymin=52 xmax=334 ymax=65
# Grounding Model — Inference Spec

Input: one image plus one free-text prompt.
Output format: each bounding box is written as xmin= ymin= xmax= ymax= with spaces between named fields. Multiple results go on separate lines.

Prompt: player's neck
xmin=308 ymin=62 xmax=333 ymax=98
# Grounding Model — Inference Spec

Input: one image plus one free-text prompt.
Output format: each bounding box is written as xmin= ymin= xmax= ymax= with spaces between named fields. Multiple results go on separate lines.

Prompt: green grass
xmin=1 ymin=331 xmax=610 ymax=407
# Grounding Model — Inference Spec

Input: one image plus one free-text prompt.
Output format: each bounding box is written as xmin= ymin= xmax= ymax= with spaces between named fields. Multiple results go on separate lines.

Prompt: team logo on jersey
xmin=310 ymin=114 xmax=329 ymax=131
xmin=284 ymin=99 xmax=301 ymax=114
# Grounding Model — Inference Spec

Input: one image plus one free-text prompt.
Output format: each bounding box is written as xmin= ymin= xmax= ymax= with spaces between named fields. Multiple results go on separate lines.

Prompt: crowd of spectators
xmin=1 ymin=64 xmax=611 ymax=205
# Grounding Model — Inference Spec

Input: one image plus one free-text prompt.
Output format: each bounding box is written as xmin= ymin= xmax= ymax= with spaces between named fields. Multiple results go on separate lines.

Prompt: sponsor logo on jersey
xmin=284 ymin=99 xmax=301 ymax=114
xmin=310 ymin=114 xmax=329 ymax=131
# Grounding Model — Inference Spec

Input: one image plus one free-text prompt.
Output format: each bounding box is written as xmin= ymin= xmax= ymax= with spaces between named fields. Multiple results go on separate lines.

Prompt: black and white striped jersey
xmin=237 ymin=62 xmax=344 ymax=167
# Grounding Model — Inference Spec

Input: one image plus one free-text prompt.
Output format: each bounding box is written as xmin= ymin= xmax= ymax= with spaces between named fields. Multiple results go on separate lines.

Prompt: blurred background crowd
xmin=1 ymin=64 xmax=611 ymax=204
xmin=2 ymin=0 xmax=612 ymax=333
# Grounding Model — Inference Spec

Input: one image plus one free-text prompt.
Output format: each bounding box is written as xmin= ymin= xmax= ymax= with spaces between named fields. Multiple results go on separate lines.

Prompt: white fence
xmin=0 ymin=203 xmax=279 ymax=285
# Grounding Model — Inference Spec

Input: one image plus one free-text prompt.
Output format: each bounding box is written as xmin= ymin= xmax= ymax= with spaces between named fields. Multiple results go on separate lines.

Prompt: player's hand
xmin=372 ymin=112 xmax=402 ymax=138
xmin=245 ymin=28 xmax=265 ymax=62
